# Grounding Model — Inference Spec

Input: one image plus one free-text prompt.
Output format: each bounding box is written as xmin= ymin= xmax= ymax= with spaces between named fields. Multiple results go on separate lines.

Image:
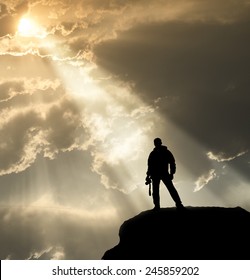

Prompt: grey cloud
xmin=0 ymin=3 xmax=8 ymax=18
xmin=4 ymin=0 xmax=250 ymax=61
xmin=54 ymin=22 xmax=80 ymax=37
xmin=0 ymin=78 xmax=86 ymax=175
xmin=202 ymin=162 xmax=250 ymax=210
xmin=0 ymin=101 xmax=85 ymax=175
xmin=0 ymin=78 xmax=61 ymax=103
xmin=2 ymin=0 xmax=250 ymax=40
xmin=0 ymin=109 xmax=42 ymax=173
xmin=94 ymin=21 xmax=250 ymax=174
xmin=0 ymin=55 xmax=57 ymax=80
xmin=0 ymin=150 xmax=139 ymax=259
xmin=43 ymin=98 xmax=84 ymax=154
xmin=0 ymin=61 xmax=156 ymax=193
xmin=1 ymin=0 xmax=250 ymax=260
xmin=0 ymin=207 xmax=119 ymax=259
xmin=0 ymin=80 xmax=25 ymax=101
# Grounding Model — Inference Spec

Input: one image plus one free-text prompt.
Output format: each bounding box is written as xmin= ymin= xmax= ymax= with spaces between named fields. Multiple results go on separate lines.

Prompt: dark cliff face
xmin=102 ymin=207 xmax=250 ymax=260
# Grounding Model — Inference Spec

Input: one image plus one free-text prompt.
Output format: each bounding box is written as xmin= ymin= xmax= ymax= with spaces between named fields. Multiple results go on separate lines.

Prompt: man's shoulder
xmin=161 ymin=145 xmax=168 ymax=150
xmin=161 ymin=146 xmax=175 ymax=158
xmin=151 ymin=145 xmax=170 ymax=154
xmin=160 ymin=145 xmax=170 ymax=153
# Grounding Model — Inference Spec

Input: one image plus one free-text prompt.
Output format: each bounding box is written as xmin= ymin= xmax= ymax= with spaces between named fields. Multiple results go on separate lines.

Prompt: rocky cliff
xmin=102 ymin=206 xmax=250 ymax=260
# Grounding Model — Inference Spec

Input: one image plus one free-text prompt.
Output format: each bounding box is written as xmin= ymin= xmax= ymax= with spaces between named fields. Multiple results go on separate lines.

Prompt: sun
xmin=17 ymin=17 xmax=46 ymax=38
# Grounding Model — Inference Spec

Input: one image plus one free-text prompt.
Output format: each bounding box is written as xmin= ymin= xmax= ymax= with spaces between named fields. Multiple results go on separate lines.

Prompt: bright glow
xmin=207 ymin=150 xmax=247 ymax=162
xmin=17 ymin=17 xmax=47 ymax=38
xmin=194 ymin=169 xmax=216 ymax=192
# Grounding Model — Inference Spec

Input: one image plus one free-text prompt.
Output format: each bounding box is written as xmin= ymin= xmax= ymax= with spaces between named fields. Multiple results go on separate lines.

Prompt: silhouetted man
xmin=146 ymin=138 xmax=184 ymax=210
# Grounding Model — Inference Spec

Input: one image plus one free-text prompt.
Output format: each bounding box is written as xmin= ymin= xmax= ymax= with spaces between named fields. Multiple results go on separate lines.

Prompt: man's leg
xmin=152 ymin=177 xmax=160 ymax=209
xmin=162 ymin=175 xmax=184 ymax=208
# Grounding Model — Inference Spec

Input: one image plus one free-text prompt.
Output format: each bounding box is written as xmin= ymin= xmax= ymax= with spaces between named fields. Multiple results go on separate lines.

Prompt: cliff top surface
xmin=102 ymin=206 xmax=250 ymax=260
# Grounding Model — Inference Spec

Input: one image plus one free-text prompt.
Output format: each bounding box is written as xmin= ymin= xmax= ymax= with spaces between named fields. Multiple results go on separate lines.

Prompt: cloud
xmin=94 ymin=19 xmax=250 ymax=172
xmin=0 ymin=70 xmax=156 ymax=194
xmin=0 ymin=202 xmax=119 ymax=259
xmin=0 ymin=80 xmax=24 ymax=102
xmin=28 ymin=246 xmax=65 ymax=260
xmin=3 ymin=0 xmax=250 ymax=61
xmin=194 ymin=169 xmax=216 ymax=192
xmin=0 ymin=0 xmax=250 ymax=261
xmin=1 ymin=0 xmax=249 ymax=191
xmin=0 ymin=1 xmax=29 ymax=37
xmin=0 ymin=78 xmax=60 ymax=102
xmin=0 ymin=77 xmax=85 ymax=175
xmin=207 ymin=150 xmax=248 ymax=163
xmin=79 ymin=81 xmax=158 ymax=192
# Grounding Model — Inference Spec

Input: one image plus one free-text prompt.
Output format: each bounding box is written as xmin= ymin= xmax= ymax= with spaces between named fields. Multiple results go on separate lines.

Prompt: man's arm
xmin=168 ymin=150 xmax=176 ymax=175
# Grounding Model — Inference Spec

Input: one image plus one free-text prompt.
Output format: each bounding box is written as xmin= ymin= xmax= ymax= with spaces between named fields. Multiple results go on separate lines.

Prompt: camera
xmin=145 ymin=177 xmax=151 ymax=185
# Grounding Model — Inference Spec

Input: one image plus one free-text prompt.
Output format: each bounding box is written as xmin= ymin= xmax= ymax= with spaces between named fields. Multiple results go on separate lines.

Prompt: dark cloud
xmin=0 ymin=109 xmax=42 ymax=172
xmin=0 ymin=78 xmax=86 ymax=175
xmin=0 ymin=3 xmax=8 ymax=18
xmin=44 ymin=98 xmax=84 ymax=152
xmin=0 ymin=151 xmax=144 ymax=260
xmin=0 ymin=80 xmax=25 ymax=101
xmin=94 ymin=20 xmax=250 ymax=163
xmin=0 ymin=207 xmax=119 ymax=259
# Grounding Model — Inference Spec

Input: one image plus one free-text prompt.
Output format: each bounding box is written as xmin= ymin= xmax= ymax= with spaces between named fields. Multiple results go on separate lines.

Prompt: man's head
xmin=154 ymin=138 xmax=162 ymax=147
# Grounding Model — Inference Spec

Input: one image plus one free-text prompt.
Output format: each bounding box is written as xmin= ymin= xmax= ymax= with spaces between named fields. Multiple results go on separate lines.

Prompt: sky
xmin=0 ymin=0 xmax=249 ymax=260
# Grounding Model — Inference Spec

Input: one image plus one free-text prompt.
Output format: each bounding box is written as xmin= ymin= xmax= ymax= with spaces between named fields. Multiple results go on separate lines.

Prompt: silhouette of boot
xmin=153 ymin=205 xmax=160 ymax=211
xmin=176 ymin=203 xmax=185 ymax=211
